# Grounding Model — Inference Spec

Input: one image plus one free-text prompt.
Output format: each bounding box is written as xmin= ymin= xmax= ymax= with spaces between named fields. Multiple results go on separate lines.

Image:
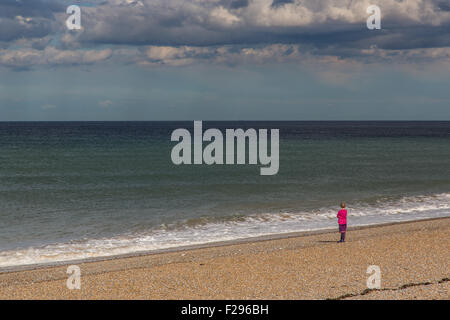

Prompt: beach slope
xmin=0 ymin=218 xmax=448 ymax=299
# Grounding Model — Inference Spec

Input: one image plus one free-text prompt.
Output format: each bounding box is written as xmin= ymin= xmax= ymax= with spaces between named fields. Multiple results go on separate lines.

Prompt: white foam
xmin=0 ymin=192 xmax=449 ymax=268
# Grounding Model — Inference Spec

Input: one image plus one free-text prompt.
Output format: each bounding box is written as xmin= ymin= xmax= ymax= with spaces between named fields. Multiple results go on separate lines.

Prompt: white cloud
xmin=0 ymin=47 xmax=112 ymax=68
xmin=99 ymin=100 xmax=114 ymax=108
xmin=209 ymin=6 xmax=241 ymax=27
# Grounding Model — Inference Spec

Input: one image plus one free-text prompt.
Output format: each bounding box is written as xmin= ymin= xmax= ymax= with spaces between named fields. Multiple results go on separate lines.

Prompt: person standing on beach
xmin=337 ymin=203 xmax=347 ymax=243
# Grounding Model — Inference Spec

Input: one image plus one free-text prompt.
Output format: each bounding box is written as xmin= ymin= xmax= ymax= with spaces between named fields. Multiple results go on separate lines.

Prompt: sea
xmin=0 ymin=121 xmax=449 ymax=268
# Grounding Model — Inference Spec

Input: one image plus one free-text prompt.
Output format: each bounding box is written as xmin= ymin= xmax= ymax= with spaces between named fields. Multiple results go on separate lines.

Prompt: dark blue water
xmin=0 ymin=121 xmax=449 ymax=267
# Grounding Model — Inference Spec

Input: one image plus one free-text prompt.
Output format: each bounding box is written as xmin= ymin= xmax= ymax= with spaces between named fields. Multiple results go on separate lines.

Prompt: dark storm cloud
xmin=2 ymin=0 xmax=449 ymax=51
xmin=0 ymin=0 xmax=64 ymax=18
xmin=0 ymin=0 xmax=63 ymax=42
xmin=67 ymin=0 xmax=449 ymax=51
xmin=0 ymin=17 xmax=52 ymax=42
xmin=271 ymin=0 xmax=294 ymax=7
xmin=1 ymin=0 xmax=449 ymax=69
xmin=436 ymin=0 xmax=450 ymax=11
xmin=221 ymin=0 xmax=249 ymax=9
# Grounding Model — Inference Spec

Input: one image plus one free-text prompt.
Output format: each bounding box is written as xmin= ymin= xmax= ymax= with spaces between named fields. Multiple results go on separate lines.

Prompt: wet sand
xmin=0 ymin=218 xmax=448 ymax=299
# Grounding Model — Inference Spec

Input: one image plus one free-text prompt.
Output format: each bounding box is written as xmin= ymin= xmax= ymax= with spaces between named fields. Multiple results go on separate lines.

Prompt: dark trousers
xmin=339 ymin=224 xmax=347 ymax=241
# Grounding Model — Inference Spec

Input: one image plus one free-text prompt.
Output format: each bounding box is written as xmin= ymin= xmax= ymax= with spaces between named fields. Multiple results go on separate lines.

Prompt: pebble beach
xmin=0 ymin=218 xmax=448 ymax=300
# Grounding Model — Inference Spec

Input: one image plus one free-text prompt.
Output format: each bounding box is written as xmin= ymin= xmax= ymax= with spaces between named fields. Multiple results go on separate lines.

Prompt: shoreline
xmin=0 ymin=217 xmax=448 ymax=299
xmin=0 ymin=216 xmax=447 ymax=274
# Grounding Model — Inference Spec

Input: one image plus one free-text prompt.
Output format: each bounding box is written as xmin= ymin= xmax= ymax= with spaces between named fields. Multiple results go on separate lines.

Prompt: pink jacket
xmin=337 ymin=209 xmax=347 ymax=225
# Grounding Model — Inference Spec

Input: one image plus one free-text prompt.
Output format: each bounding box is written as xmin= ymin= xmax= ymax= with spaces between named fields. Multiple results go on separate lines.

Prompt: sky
xmin=0 ymin=0 xmax=449 ymax=121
